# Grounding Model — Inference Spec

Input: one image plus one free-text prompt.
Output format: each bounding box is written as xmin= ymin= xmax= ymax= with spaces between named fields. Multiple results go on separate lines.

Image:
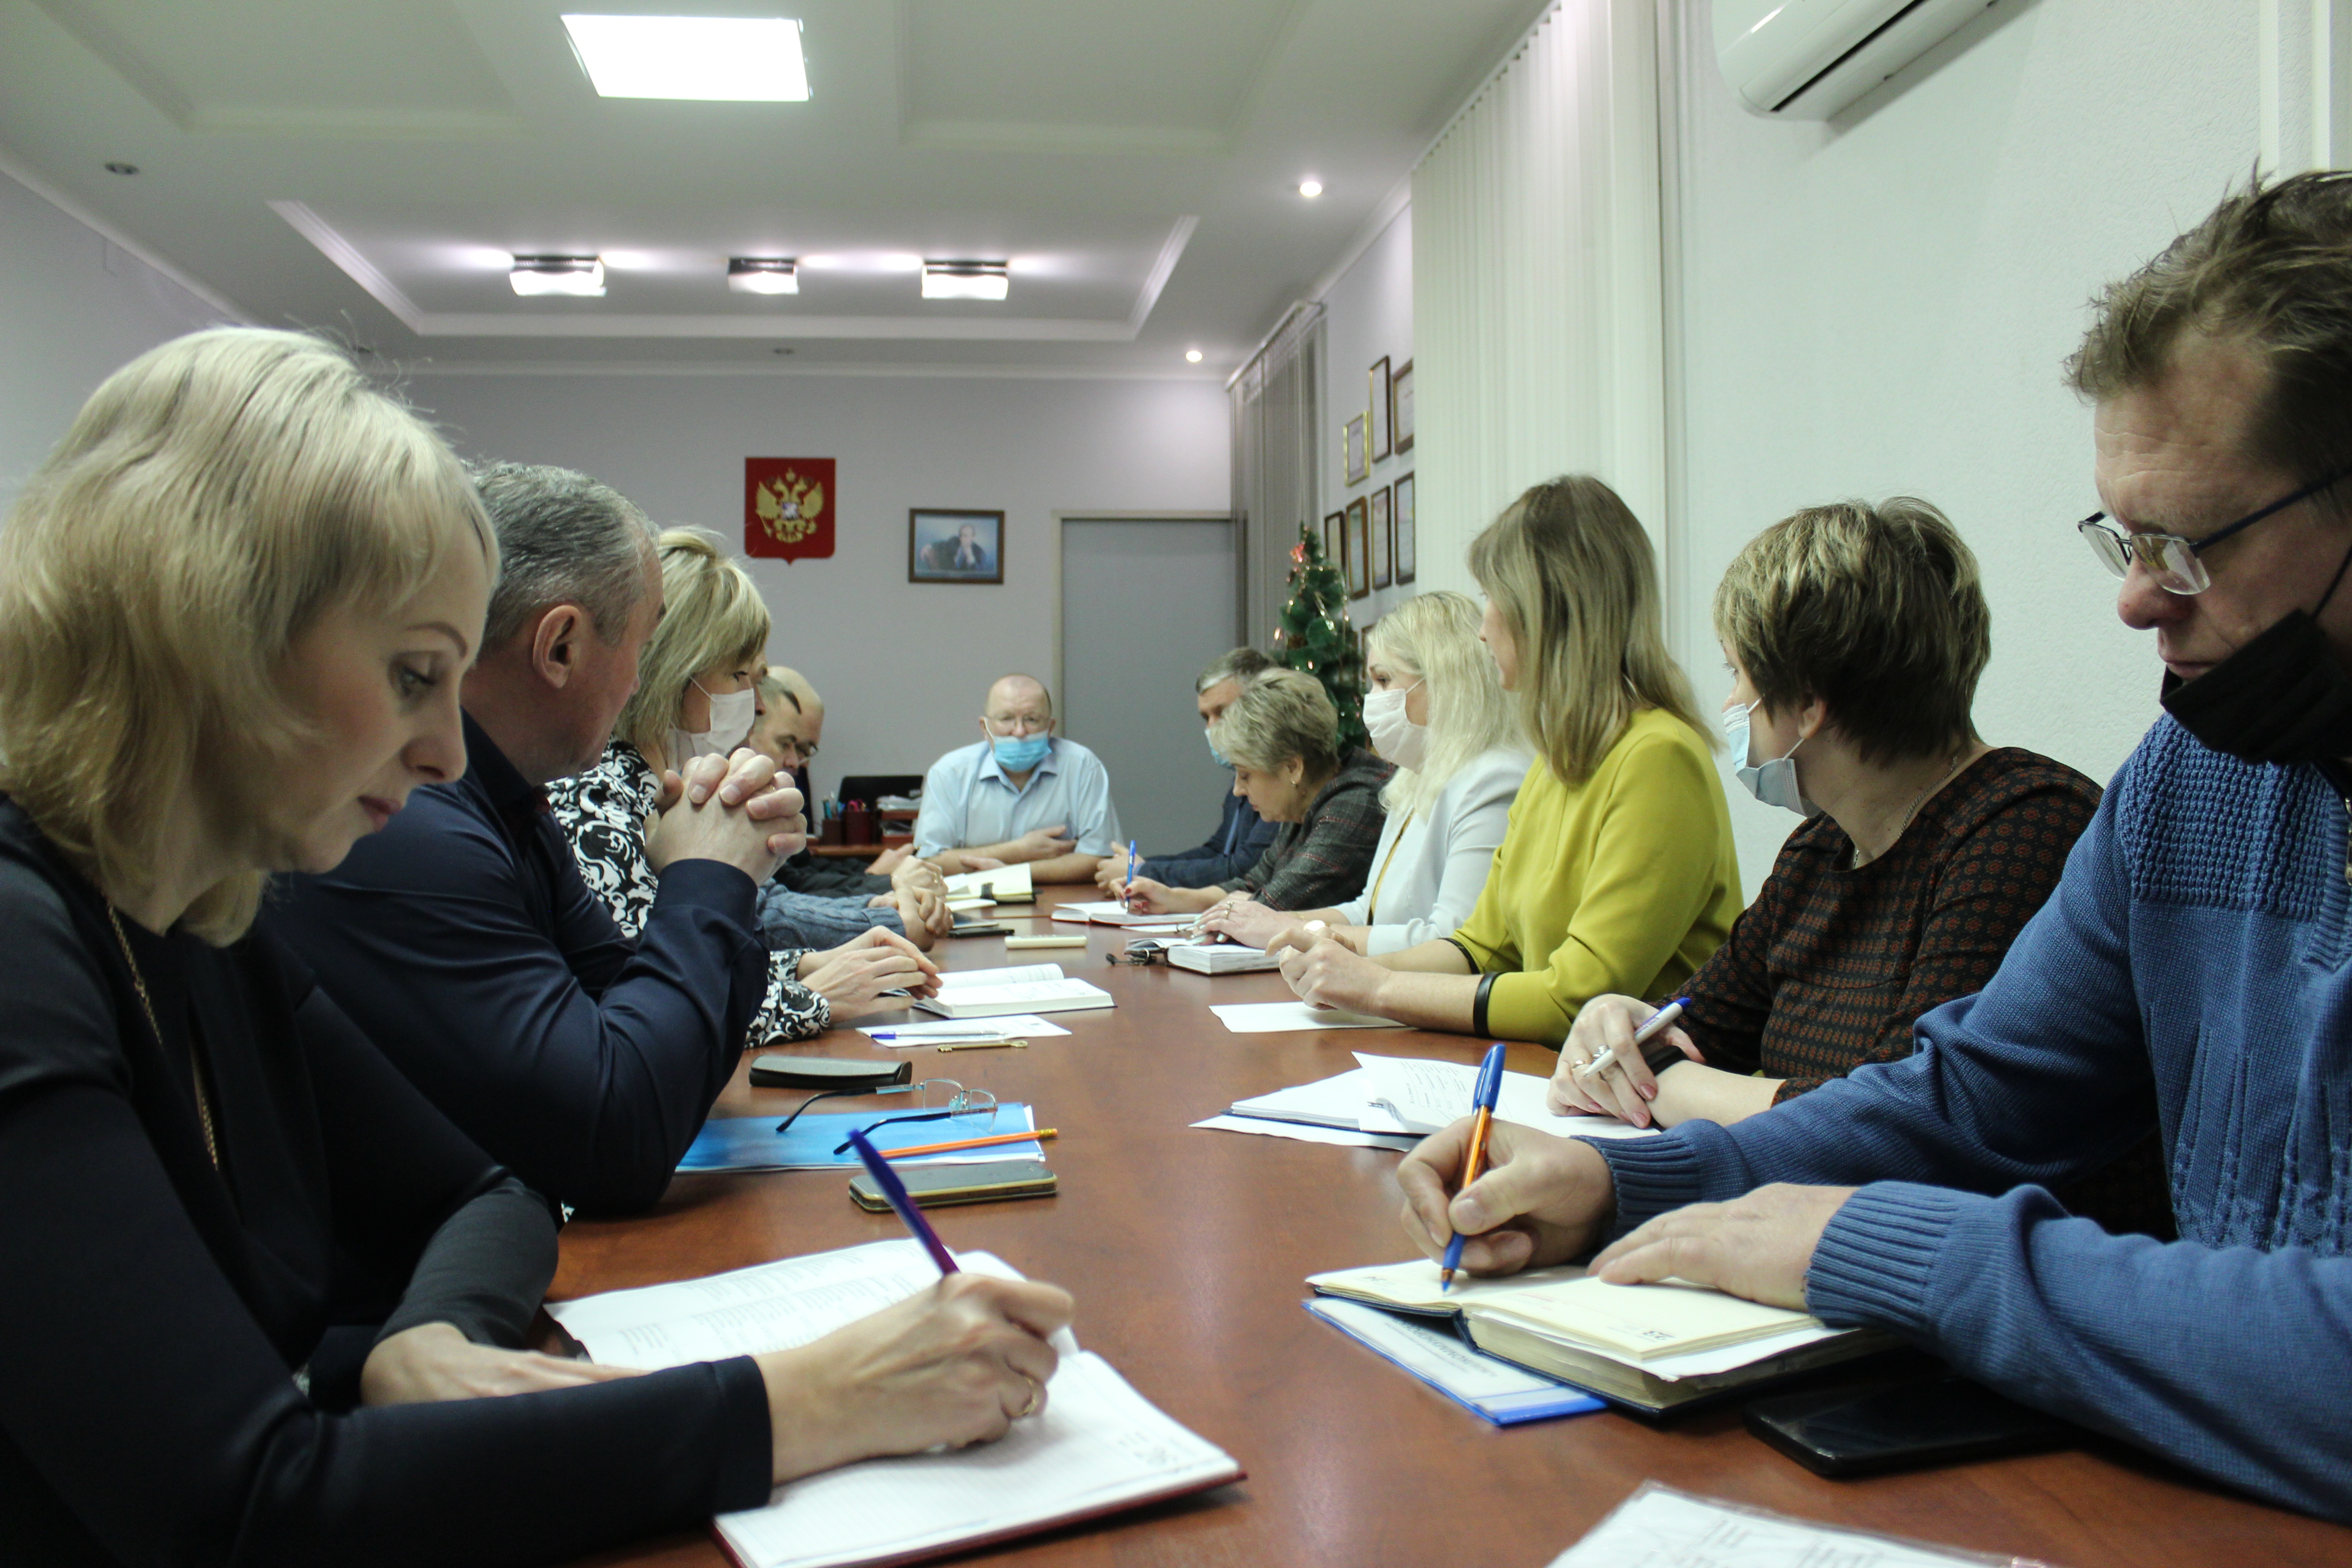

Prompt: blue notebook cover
xmin=1305 ymin=1297 xmax=1605 ymax=1426
xmin=678 ymin=1105 xmax=1039 ymax=1172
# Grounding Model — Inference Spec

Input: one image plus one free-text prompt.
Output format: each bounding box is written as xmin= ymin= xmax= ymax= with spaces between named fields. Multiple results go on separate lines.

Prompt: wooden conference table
xmin=556 ymin=887 xmax=2352 ymax=1568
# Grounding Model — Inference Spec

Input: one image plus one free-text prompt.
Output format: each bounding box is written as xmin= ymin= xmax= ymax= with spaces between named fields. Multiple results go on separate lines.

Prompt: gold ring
xmin=1017 ymin=1377 xmax=1041 ymax=1419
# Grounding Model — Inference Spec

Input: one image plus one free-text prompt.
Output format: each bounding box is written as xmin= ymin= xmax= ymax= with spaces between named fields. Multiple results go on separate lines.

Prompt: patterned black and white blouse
xmin=547 ymin=741 xmax=830 ymax=1044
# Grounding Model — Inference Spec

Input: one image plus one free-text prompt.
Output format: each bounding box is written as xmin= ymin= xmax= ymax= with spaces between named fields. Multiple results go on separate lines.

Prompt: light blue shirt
xmin=913 ymin=736 xmax=1122 ymax=858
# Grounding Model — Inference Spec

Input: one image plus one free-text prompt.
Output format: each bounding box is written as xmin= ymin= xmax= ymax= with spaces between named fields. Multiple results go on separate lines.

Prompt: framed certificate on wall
xmin=1344 ymin=498 xmax=1371 ymax=598
xmin=1370 ymin=485 xmax=1392 ymax=590
xmin=1393 ymin=473 xmax=1415 ymax=584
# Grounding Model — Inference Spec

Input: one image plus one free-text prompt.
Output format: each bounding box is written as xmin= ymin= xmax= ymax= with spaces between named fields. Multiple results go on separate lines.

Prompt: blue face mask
xmin=991 ymin=731 xmax=1052 ymax=773
xmin=1723 ymin=700 xmax=1812 ymax=816
xmin=1205 ymin=727 xmax=1231 ymax=768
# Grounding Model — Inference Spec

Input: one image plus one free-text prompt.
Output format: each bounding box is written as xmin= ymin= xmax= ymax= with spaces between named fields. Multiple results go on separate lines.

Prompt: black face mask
xmin=2160 ymin=539 xmax=2352 ymax=765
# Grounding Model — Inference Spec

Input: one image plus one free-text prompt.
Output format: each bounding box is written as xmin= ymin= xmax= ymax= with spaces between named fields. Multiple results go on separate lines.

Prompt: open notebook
xmin=1049 ymin=900 xmax=1193 ymax=929
xmin=549 ymin=1241 xmax=1242 ymax=1568
xmin=912 ymin=963 xmax=1115 ymax=1019
xmin=1308 ymin=1259 xmax=1892 ymax=1414
xmin=942 ymin=862 xmax=1033 ymax=904
xmin=1164 ymin=940 xmax=1282 ymax=975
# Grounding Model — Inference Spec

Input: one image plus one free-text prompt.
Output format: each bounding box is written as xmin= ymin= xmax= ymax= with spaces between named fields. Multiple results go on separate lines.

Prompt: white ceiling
xmin=0 ymin=0 xmax=1548 ymax=374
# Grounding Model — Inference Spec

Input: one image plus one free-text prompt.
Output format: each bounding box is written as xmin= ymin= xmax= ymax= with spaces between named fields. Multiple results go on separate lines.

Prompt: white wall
xmin=1316 ymin=203 xmax=1418 ymax=625
xmin=0 ymin=165 xmax=235 ymax=505
xmin=1664 ymin=0 xmax=2261 ymax=896
xmin=403 ymin=369 xmax=1229 ymax=806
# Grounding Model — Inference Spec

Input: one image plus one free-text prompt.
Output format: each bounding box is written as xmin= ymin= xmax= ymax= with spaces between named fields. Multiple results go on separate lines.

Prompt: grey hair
xmin=471 ymin=462 xmax=658 ymax=647
xmin=1195 ymin=646 xmax=1277 ymax=695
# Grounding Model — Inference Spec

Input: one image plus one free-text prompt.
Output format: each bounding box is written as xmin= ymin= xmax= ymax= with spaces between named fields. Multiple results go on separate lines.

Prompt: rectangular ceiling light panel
xmin=561 ymin=15 xmax=809 ymax=101
xmin=921 ymin=261 xmax=1010 ymax=301
xmin=728 ymin=258 xmax=800 ymax=294
xmin=510 ymin=255 xmax=606 ymax=296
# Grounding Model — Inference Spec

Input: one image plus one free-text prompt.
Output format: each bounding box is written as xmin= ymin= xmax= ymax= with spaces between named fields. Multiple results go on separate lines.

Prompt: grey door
xmin=1060 ymin=516 xmax=1240 ymax=855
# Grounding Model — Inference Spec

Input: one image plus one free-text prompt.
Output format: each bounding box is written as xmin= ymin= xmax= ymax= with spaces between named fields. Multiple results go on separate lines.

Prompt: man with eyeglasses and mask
xmin=910 ymin=673 xmax=1121 ymax=884
xmin=1392 ymin=172 xmax=2352 ymax=1523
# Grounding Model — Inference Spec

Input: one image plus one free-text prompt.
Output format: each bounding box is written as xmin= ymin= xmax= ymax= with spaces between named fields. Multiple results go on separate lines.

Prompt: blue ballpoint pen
xmin=844 ymin=1128 xmax=960 ymax=1276
xmin=1123 ymin=838 xmax=1139 ymax=909
xmin=1439 ymin=1041 xmax=1509 ymax=1292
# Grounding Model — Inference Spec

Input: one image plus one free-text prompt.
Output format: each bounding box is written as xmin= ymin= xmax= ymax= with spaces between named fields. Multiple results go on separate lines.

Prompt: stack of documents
xmin=943 ymin=862 xmax=1032 ymax=906
xmin=1049 ymin=900 xmax=1194 ymax=931
xmin=914 ymin=963 xmax=1114 ymax=1019
xmin=1164 ymin=940 xmax=1282 ymax=975
xmin=1193 ymin=1054 xmax=1663 ymax=1150
xmin=1308 ymin=1259 xmax=1893 ymax=1414
xmin=549 ymin=1241 xmax=1243 ymax=1568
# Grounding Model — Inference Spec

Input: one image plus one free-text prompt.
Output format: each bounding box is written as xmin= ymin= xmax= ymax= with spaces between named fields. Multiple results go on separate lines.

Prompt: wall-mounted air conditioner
xmin=1715 ymin=0 xmax=1997 ymax=120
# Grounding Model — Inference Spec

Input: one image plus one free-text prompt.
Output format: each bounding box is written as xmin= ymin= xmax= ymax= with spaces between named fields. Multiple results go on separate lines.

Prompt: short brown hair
xmin=2067 ymin=170 xmax=2352 ymax=512
xmin=1468 ymin=475 xmax=1710 ymax=784
xmin=1713 ymin=498 xmax=1989 ymax=764
xmin=1195 ymin=646 xmax=1276 ymax=694
xmin=1207 ymin=667 xmax=1340 ymax=777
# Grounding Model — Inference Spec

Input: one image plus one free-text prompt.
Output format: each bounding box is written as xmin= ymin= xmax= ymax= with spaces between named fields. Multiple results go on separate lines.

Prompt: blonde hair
xmin=1467 ymin=475 xmax=1709 ymax=784
xmin=1367 ymin=591 xmax=1519 ymax=817
xmin=617 ymin=529 xmax=771 ymax=767
xmin=1207 ymin=668 xmax=1340 ymax=779
xmin=1712 ymin=498 xmax=1989 ymax=764
xmin=0 ymin=328 xmax=490 ymax=942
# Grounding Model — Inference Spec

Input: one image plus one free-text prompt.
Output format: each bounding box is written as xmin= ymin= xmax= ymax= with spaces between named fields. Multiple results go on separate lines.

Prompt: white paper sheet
xmin=935 ymin=963 xmax=1064 ymax=989
xmin=1209 ymin=1001 xmax=1406 ymax=1033
xmin=1352 ymin=1053 xmax=1660 ymax=1140
xmin=1546 ymin=1484 xmax=2021 ymax=1567
xmin=716 ymin=1352 xmax=1241 ymax=1568
xmin=1191 ymin=1114 xmax=1421 ymax=1151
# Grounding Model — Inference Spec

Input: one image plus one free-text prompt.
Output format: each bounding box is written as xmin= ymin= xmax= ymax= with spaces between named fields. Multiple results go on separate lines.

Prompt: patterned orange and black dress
xmin=1678 ymin=747 xmax=2171 ymax=1236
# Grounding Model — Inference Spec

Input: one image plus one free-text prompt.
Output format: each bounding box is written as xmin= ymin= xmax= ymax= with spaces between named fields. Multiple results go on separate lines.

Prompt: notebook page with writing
xmin=934 ymin=963 xmax=1064 ymax=989
xmin=1352 ymin=1053 xmax=1660 ymax=1141
xmin=549 ymin=1243 xmax=1075 ymax=1369
xmin=715 ymin=1352 xmax=1242 ymax=1568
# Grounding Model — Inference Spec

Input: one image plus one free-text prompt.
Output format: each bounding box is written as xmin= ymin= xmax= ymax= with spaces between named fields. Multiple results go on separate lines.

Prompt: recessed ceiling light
xmin=921 ymin=260 xmax=1009 ymax=302
xmin=103 ymin=161 xmax=139 ymax=176
xmin=1298 ymin=179 xmax=1323 ymax=198
xmin=1185 ymin=349 xmax=1204 ymax=363
xmin=560 ymin=15 xmax=810 ymax=102
xmin=728 ymin=257 xmax=800 ymax=294
xmin=510 ymin=255 xmax=606 ymax=296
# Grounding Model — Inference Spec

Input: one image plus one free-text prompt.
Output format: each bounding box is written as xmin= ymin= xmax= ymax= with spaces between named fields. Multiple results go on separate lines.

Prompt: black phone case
xmin=747 ymin=1055 xmax=913 ymax=1089
xmin=1743 ymin=1376 xmax=2074 ymax=1477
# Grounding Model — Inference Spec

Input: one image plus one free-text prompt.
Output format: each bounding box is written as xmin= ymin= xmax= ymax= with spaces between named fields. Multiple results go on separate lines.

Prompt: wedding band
xmin=1016 ymin=1376 xmax=1041 ymax=1418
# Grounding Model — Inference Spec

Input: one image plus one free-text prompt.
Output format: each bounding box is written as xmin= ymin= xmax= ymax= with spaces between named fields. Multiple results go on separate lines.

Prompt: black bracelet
xmin=1471 ymin=971 xmax=1499 ymax=1038
xmin=1641 ymin=1038 xmax=1690 ymax=1076
xmin=1444 ymin=936 xmax=1479 ymax=973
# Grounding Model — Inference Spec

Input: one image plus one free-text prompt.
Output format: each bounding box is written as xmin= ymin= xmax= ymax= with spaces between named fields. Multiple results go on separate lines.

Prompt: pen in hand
xmin=1573 ymin=997 xmax=1690 ymax=1083
xmin=1439 ymin=1041 xmax=1509 ymax=1292
xmin=843 ymin=1128 xmax=960 ymax=1276
xmin=1122 ymin=838 xmax=1139 ymax=910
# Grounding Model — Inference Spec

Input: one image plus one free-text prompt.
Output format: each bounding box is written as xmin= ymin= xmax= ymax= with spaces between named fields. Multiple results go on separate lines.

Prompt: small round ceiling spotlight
xmin=1185 ymin=349 xmax=1204 ymax=363
xmin=1297 ymin=179 xmax=1323 ymax=198
xmin=103 ymin=161 xmax=140 ymax=176
xmin=772 ymin=346 xmax=795 ymax=355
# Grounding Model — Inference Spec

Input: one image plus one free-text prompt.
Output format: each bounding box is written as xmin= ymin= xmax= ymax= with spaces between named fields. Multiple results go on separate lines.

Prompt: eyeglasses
xmin=1107 ymin=940 xmax=1168 ymax=966
xmin=776 ymin=1077 xmax=997 ymax=1139
xmin=2077 ymin=466 xmax=2350 ymax=595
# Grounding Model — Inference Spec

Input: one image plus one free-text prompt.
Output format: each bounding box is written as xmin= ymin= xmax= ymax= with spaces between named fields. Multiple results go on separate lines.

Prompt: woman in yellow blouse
xmin=1276 ymin=475 xmax=1741 ymax=1045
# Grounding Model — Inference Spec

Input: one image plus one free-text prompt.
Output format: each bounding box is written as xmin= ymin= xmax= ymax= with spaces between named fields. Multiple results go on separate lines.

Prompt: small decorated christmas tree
xmin=1271 ymin=522 xmax=1368 ymax=752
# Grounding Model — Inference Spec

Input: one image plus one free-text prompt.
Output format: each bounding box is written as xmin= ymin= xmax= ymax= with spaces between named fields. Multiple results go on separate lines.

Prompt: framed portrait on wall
xmin=1344 ymin=498 xmax=1371 ymax=599
xmin=1368 ymin=356 xmax=1392 ymax=462
xmin=1393 ymin=472 xmax=1415 ymax=584
xmin=1392 ymin=360 xmax=1414 ymax=454
xmin=908 ymin=509 xmax=1004 ymax=584
xmin=1370 ymin=484 xmax=1392 ymax=590
xmin=1323 ymin=510 xmax=1344 ymax=568
xmin=1343 ymin=412 xmax=1369 ymax=485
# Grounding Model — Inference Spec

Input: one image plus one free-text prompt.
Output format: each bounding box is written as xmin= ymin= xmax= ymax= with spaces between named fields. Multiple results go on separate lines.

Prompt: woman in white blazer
xmin=1198 ymin=591 xmax=1526 ymax=956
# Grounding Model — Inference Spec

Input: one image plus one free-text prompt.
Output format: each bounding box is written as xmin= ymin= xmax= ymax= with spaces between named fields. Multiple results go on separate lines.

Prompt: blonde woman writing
xmin=0 ymin=330 xmax=1071 ymax=1563
xmin=1197 ymin=592 xmax=1526 ymax=956
xmin=548 ymin=529 xmax=941 ymax=1039
xmin=1278 ymin=476 xmax=1742 ymax=1045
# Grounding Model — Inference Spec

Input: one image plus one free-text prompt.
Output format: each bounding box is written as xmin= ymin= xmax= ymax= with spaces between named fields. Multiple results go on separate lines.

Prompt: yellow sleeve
xmin=1446 ymin=772 xmax=1531 ymax=972
xmin=1486 ymin=732 xmax=1730 ymax=1045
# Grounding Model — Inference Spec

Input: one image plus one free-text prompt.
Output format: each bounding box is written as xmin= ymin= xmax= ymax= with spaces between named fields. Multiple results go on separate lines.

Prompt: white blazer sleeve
xmin=1362 ymin=751 xmax=1524 ymax=955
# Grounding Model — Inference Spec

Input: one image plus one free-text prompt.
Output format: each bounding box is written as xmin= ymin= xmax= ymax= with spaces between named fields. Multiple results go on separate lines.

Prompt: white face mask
xmin=674 ymin=681 xmax=759 ymax=762
xmin=1362 ymin=681 xmax=1428 ymax=772
xmin=1724 ymin=699 xmax=1813 ymax=816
